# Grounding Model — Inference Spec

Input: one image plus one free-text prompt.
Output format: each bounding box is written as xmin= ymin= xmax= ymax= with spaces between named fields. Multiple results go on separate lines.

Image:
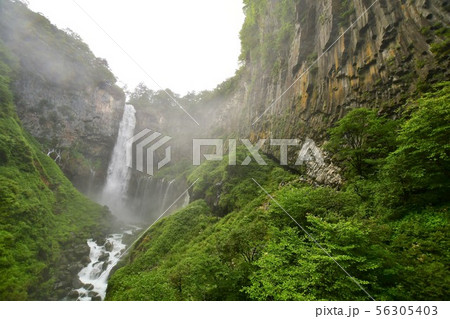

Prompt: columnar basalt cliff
xmin=0 ymin=0 xmax=125 ymax=193
xmin=217 ymin=0 xmax=449 ymax=148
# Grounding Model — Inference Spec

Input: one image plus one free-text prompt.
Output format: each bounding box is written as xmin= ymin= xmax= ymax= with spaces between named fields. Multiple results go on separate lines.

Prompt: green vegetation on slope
xmin=107 ymin=83 xmax=449 ymax=301
xmin=240 ymin=0 xmax=298 ymax=74
xmin=0 ymin=43 xmax=112 ymax=300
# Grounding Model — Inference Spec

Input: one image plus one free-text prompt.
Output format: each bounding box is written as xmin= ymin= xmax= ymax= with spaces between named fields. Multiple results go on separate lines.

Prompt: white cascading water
xmin=76 ymin=233 xmax=125 ymax=300
xmin=76 ymin=226 xmax=140 ymax=301
xmin=74 ymin=104 xmax=137 ymax=301
xmin=101 ymin=104 xmax=136 ymax=218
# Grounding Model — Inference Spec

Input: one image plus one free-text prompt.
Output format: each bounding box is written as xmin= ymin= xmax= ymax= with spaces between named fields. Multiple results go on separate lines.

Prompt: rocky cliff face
xmin=0 ymin=0 xmax=125 ymax=193
xmin=211 ymin=0 xmax=449 ymax=183
xmin=12 ymin=75 xmax=124 ymax=193
xmin=240 ymin=0 xmax=449 ymax=136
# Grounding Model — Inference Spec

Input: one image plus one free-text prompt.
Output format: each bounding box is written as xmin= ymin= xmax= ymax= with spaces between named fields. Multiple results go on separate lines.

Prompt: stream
xmin=74 ymin=226 xmax=140 ymax=301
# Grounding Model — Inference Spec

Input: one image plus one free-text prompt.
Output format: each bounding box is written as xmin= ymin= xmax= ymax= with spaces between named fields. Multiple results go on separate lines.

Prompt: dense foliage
xmin=0 ymin=43 xmax=112 ymax=300
xmin=107 ymin=83 xmax=449 ymax=301
xmin=240 ymin=0 xmax=298 ymax=74
xmin=325 ymin=108 xmax=398 ymax=178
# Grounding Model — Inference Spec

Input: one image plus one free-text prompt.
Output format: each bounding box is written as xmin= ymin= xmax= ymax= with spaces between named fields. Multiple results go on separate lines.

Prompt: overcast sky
xmin=26 ymin=0 xmax=245 ymax=95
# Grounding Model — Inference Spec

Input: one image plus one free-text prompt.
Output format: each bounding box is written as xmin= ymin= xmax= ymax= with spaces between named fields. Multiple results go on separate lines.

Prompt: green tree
xmin=325 ymin=108 xmax=398 ymax=179
xmin=382 ymin=83 xmax=450 ymax=206
xmin=244 ymin=216 xmax=382 ymax=301
xmin=387 ymin=208 xmax=450 ymax=300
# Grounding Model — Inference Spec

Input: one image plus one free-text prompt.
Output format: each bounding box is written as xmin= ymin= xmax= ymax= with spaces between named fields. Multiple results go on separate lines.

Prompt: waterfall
xmin=76 ymin=235 xmax=125 ymax=301
xmin=71 ymin=103 xmax=192 ymax=301
xmin=183 ymin=191 xmax=190 ymax=207
xmin=127 ymin=176 xmax=189 ymax=222
xmin=101 ymin=104 xmax=136 ymax=219
xmin=71 ymin=103 xmax=194 ymax=301
xmin=85 ymin=167 xmax=96 ymax=198
xmin=70 ymin=104 xmax=139 ymax=301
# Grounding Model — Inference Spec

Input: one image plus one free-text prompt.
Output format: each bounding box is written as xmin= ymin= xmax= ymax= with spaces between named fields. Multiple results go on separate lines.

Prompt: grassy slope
xmin=0 ymin=45 xmax=111 ymax=300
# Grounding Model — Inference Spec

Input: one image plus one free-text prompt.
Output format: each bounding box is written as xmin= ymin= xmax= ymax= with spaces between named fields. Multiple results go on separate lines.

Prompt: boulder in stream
xmin=98 ymin=252 xmax=109 ymax=262
xmin=72 ymin=277 xmax=83 ymax=289
xmin=68 ymin=290 xmax=80 ymax=299
xmin=83 ymin=283 xmax=94 ymax=291
xmin=104 ymin=241 xmax=113 ymax=252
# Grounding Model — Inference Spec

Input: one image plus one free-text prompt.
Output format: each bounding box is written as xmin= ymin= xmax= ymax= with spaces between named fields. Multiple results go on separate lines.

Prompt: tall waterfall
xmin=72 ymin=103 xmax=193 ymax=301
xmin=101 ymin=104 xmax=136 ymax=219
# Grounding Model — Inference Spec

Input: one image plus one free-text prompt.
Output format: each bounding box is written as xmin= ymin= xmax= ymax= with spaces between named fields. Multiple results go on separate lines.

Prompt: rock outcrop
xmin=12 ymin=75 xmax=124 ymax=193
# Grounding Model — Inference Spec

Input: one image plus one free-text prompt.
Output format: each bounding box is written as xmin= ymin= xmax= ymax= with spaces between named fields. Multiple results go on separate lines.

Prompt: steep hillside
xmin=107 ymin=83 xmax=449 ymax=300
xmin=0 ymin=21 xmax=114 ymax=301
xmin=0 ymin=0 xmax=125 ymax=193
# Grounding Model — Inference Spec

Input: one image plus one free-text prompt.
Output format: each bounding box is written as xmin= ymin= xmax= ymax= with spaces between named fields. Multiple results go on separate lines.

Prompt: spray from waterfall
xmin=101 ymin=104 xmax=136 ymax=219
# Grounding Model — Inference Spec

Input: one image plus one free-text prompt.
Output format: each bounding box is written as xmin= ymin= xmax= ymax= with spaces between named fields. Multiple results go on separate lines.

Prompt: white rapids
xmin=75 ymin=226 xmax=139 ymax=301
